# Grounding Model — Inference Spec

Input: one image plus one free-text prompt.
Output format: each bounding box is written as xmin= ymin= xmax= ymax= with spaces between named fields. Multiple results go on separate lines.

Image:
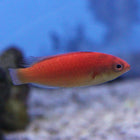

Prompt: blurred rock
xmin=1 ymin=99 xmax=29 ymax=131
xmin=0 ymin=67 xmax=10 ymax=113
xmin=0 ymin=47 xmax=24 ymax=69
xmin=0 ymin=67 xmax=10 ymax=140
xmin=0 ymin=47 xmax=30 ymax=105
xmin=0 ymin=47 xmax=30 ymax=132
xmin=0 ymin=131 xmax=4 ymax=140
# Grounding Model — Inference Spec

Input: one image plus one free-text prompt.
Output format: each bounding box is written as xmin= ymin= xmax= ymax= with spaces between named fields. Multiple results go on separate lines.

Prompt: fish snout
xmin=125 ymin=63 xmax=130 ymax=72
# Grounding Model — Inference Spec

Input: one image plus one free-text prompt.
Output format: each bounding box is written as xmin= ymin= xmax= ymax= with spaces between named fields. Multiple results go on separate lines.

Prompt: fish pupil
xmin=116 ymin=64 xmax=122 ymax=69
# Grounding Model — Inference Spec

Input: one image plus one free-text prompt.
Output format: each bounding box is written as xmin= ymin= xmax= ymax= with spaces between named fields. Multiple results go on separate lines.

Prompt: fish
xmin=9 ymin=52 xmax=130 ymax=87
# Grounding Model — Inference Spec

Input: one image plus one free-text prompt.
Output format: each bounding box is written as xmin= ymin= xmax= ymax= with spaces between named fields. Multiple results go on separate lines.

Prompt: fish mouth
xmin=125 ymin=64 xmax=130 ymax=72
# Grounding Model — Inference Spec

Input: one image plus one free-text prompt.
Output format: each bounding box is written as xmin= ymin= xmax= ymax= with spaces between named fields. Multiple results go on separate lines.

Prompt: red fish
xmin=9 ymin=52 xmax=130 ymax=87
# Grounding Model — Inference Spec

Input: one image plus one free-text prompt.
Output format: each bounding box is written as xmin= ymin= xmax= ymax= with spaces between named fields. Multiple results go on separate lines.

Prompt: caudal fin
xmin=9 ymin=68 xmax=22 ymax=85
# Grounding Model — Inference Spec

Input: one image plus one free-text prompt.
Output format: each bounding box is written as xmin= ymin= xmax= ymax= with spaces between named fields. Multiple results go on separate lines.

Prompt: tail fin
xmin=9 ymin=68 xmax=22 ymax=85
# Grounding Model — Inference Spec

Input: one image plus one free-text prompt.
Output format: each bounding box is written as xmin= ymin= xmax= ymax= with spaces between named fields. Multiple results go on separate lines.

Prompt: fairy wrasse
xmin=9 ymin=52 xmax=130 ymax=87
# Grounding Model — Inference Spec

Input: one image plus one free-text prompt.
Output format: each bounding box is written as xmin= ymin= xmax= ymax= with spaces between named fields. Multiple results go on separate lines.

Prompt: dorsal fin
xmin=23 ymin=52 xmax=93 ymax=67
xmin=23 ymin=56 xmax=56 ymax=67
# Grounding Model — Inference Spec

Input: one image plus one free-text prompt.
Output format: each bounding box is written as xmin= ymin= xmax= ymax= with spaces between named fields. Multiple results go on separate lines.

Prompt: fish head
xmin=93 ymin=54 xmax=130 ymax=84
xmin=108 ymin=56 xmax=130 ymax=77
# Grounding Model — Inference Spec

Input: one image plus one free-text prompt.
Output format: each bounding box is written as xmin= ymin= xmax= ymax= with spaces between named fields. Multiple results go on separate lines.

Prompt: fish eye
xmin=116 ymin=64 xmax=122 ymax=69
xmin=114 ymin=64 xmax=123 ymax=72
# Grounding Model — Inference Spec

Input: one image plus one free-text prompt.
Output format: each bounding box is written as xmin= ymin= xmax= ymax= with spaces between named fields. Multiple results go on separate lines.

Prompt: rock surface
xmin=5 ymin=79 xmax=140 ymax=140
xmin=0 ymin=47 xmax=30 ymax=134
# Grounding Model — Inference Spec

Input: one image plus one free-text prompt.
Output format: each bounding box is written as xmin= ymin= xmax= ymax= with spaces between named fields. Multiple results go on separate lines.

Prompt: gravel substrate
xmin=5 ymin=79 xmax=140 ymax=140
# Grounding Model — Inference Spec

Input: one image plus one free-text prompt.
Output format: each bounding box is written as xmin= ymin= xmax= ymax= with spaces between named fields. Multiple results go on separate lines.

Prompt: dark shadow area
xmin=0 ymin=47 xmax=30 ymax=139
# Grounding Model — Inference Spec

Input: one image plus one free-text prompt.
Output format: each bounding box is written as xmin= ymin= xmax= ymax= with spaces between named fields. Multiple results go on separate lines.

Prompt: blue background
xmin=0 ymin=0 xmax=139 ymax=78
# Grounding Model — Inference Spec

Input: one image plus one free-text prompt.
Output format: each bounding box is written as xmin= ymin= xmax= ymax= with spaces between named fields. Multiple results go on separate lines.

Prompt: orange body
xmin=9 ymin=52 xmax=130 ymax=87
